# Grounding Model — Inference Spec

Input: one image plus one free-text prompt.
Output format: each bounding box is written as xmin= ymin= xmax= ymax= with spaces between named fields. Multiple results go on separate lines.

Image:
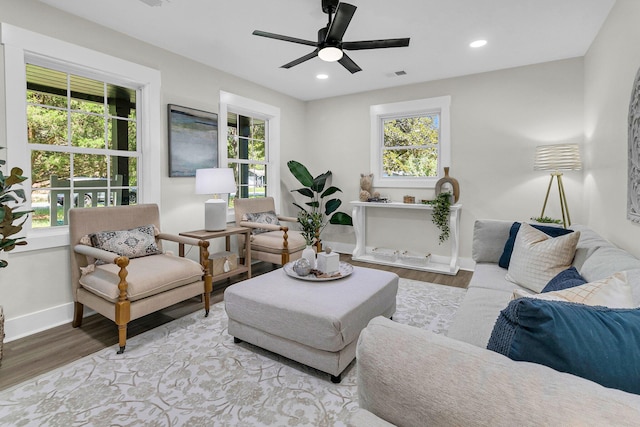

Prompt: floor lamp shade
xmin=534 ymin=144 xmax=582 ymax=228
xmin=195 ymin=168 xmax=237 ymax=231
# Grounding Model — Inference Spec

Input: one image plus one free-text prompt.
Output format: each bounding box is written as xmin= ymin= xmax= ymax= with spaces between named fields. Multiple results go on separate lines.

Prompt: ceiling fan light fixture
xmin=318 ymin=46 xmax=343 ymax=62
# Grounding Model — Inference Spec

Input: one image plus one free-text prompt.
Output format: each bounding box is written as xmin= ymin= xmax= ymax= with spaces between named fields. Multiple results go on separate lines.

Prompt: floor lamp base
xmin=539 ymin=172 xmax=571 ymax=229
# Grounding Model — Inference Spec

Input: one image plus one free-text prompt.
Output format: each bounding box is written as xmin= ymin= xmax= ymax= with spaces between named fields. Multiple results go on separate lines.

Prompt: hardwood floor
xmin=0 ymin=255 xmax=472 ymax=390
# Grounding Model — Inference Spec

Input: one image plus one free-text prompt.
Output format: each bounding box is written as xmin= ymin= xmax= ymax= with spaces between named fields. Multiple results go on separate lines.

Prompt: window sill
xmin=11 ymin=227 xmax=70 ymax=253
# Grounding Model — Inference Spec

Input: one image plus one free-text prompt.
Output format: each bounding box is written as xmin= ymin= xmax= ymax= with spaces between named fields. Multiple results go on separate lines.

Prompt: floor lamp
xmin=534 ymin=144 xmax=582 ymax=229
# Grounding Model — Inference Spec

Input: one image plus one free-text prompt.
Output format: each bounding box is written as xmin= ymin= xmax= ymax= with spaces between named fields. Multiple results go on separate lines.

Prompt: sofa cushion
xmin=89 ymin=224 xmax=160 ymax=259
xmin=471 ymin=219 xmax=514 ymax=263
xmin=499 ymin=222 xmax=574 ymax=268
xmin=513 ymin=271 xmax=635 ymax=309
xmin=505 ymin=223 xmax=580 ymax=293
xmin=541 ymin=267 xmax=587 ymax=292
xmin=487 ymin=298 xmax=640 ymax=395
xmin=242 ymin=210 xmax=280 ymax=235
xmin=579 ymin=245 xmax=640 ymax=282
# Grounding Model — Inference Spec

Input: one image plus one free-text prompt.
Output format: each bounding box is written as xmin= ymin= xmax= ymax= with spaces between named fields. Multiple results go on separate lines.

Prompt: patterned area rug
xmin=0 ymin=279 xmax=466 ymax=427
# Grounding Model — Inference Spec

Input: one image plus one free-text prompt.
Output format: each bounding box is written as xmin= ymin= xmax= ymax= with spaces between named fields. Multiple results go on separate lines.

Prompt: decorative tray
xmin=283 ymin=261 xmax=354 ymax=281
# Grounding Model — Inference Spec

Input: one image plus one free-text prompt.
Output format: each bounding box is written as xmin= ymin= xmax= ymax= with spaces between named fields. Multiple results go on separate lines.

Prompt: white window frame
xmin=370 ymin=96 xmax=451 ymax=188
xmin=219 ymin=91 xmax=280 ymax=222
xmin=1 ymin=23 xmax=161 ymax=251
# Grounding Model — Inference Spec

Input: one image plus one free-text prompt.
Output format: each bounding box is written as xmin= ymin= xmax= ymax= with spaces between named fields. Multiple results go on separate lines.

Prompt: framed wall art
xmin=168 ymin=104 xmax=218 ymax=177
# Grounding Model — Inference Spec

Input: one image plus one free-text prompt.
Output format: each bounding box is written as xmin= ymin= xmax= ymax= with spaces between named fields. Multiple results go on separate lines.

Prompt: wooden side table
xmin=179 ymin=227 xmax=252 ymax=281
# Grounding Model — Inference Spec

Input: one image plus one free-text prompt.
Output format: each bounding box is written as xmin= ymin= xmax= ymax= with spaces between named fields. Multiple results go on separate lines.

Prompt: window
xmin=226 ymin=113 xmax=267 ymax=204
xmin=26 ymin=63 xmax=139 ymax=227
xmin=218 ymin=91 xmax=280 ymax=219
xmin=2 ymin=23 xmax=161 ymax=250
xmin=370 ymin=96 xmax=451 ymax=188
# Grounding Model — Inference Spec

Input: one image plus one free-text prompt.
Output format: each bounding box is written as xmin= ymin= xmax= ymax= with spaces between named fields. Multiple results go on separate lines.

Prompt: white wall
xmin=0 ymin=0 xmax=306 ymax=340
xmin=303 ymin=59 xmax=585 ymax=259
xmin=584 ymin=0 xmax=640 ymax=256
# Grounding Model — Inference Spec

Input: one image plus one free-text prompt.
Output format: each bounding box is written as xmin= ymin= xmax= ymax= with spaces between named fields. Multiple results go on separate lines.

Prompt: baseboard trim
xmin=4 ymin=303 xmax=95 ymax=343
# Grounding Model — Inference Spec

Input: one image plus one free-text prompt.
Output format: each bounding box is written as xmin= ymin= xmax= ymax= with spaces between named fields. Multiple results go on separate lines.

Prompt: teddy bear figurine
xmin=359 ymin=173 xmax=380 ymax=201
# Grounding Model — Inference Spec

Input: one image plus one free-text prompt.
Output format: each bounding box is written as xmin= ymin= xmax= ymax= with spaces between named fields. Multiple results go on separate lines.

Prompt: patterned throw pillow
xmin=242 ymin=211 xmax=280 ymax=235
xmin=512 ymin=271 xmax=635 ymax=309
xmin=505 ymin=223 xmax=580 ymax=293
xmin=89 ymin=224 xmax=160 ymax=259
xmin=498 ymin=222 xmax=574 ymax=269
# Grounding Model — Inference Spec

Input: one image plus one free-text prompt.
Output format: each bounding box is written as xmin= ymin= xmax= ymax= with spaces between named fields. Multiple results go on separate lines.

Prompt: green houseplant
xmin=429 ymin=192 xmax=452 ymax=244
xmin=1 ymin=149 xmax=33 ymax=268
xmin=287 ymin=160 xmax=353 ymax=247
xmin=530 ymin=216 xmax=563 ymax=225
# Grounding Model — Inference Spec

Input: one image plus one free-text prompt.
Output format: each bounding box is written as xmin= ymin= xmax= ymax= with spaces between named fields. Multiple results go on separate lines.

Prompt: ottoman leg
xmin=233 ymin=337 xmax=243 ymax=344
xmin=331 ymin=373 xmax=342 ymax=383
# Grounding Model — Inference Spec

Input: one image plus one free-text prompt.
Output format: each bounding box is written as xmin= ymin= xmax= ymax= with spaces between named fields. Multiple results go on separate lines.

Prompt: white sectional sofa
xmin=350 ymin=220 xmax=640 ymax=427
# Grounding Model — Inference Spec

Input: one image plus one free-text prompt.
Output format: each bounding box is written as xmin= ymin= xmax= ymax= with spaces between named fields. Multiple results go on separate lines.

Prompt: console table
xmin=350 ymin=201 xmax=462 ymax=275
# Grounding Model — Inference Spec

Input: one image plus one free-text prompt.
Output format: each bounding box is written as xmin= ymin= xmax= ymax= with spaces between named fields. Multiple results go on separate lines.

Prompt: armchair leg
xmin=117 ymin=324 xmax=127 ymax=354
xmin=204 ymin=274 xmax=212 ymax=317
xmin=72 ymin=302 xmax=84 ymax=328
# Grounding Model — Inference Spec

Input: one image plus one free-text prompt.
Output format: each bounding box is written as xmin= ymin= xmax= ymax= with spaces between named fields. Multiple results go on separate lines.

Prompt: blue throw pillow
xmin=498 ymin=222 xmax=574 ymax=268
xmin=487 ymin=298 xmax=640 ymax=395
xmin=541 ymin=267 xmax=587 ymax=292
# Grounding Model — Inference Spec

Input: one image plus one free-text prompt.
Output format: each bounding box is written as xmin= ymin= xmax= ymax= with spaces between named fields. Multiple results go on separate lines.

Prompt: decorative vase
xmin=435 ymin=167 xmax=460 ymax=203
xmin=302 ymin=245 xmax=316 ymax=269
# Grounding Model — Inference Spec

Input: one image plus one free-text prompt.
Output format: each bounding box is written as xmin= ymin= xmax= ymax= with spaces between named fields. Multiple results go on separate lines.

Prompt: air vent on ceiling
xmin=394 ymin=70 xmax=407 ymax=76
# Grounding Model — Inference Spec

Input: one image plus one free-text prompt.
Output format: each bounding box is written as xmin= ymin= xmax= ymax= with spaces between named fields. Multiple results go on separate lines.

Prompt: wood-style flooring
xmin=0 ymin=255 xmax=472 ymax=390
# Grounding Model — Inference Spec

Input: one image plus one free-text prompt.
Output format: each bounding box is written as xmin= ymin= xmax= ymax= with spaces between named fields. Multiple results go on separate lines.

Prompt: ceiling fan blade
xmin=252 ymin=30 xmax=317 ymax=47
xmin=338 ymin=52 xmax=362 ymax=74
xmin=342 ymin=38 xmax=411 ymax=50
xmin=281 ymin=51 xmax=319 ymax=69
xmin=326 ymin=3 xmax=357 ymax=42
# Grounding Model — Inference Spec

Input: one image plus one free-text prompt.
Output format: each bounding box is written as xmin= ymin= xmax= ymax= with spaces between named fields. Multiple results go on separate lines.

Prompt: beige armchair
xmin=69 ymin=204 xmax=212 ymax=354
xmin=234 ymin=197 xmax=306 ymax=266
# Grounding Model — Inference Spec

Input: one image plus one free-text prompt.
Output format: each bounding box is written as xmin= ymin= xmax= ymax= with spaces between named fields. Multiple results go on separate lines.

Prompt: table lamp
xmin=534 ymin=143 xmax=582 ymax=228
xmin=195 ymin=168 xmax=237 ymax=231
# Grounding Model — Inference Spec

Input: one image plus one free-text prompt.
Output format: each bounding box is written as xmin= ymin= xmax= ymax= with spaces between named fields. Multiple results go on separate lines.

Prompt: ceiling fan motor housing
xmin=322 ymin=0 xmax=339 ymax=14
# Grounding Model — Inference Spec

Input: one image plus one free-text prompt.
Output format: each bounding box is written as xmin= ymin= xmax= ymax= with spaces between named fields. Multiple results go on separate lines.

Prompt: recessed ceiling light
xmin=316 ymin=74 xmax=329 ymax=80
xmin=470 ymin=39 xmax=487 ymax=48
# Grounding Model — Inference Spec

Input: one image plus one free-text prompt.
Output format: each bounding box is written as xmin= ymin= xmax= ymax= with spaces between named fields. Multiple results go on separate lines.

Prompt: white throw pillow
xmin=506 ymin=222 xmax=580 ymax=292
xmin=512 ymin=271 xmax=635 ymax=309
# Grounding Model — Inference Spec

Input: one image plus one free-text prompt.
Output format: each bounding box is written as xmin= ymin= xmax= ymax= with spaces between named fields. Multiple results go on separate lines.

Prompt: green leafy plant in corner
xmin=0 ymin=148 xmax=33 ymax=268
xmin=287 ymin=160 xmax=353 ymax=244
xmin=430 ymin=192 xmax=452 ymax=244
xmin=530 ymin=216 xmax=562 ymax=224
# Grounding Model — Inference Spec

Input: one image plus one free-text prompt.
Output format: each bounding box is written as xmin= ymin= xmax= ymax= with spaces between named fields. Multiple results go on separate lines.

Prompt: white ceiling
xmin=38 ymin=0 xmax=615 ymax=101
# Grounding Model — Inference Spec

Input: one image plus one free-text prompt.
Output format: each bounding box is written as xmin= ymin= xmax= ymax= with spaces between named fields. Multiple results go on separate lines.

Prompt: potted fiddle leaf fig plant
xmin=287 ymin=160 xmax=353 ymax=249
xmin=0 ymin=148 xmax=33 ymax=268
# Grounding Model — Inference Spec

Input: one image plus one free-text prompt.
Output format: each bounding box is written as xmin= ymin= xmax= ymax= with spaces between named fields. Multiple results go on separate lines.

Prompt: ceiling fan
xmin=252 ymin=0 xmax=410 ymax=74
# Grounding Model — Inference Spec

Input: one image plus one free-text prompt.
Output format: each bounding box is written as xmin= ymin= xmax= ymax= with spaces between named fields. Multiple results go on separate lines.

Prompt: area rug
xmin=0 ymin=279 xmax=466 ymax=427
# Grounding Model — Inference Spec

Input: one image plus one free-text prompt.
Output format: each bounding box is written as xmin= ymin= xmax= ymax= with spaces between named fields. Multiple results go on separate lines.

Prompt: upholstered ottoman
xmin=224 ymin=266 xmax=398 ymax=382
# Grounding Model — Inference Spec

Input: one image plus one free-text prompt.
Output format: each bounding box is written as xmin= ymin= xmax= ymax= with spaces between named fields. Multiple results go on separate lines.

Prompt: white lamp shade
xmin=534 ymin=144 xmax=582 ymax=171
xmin=195 ymin=168 xmax=236 ymax=195
xmin=318 ymin=46 xmax=344 ymax=62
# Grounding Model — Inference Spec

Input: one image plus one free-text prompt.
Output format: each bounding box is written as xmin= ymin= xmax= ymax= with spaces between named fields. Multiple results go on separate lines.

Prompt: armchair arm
xmin=277 ymin=215 xmax=298 ymax=223
xmin=74 ymin=244 xmax=126 ymax=265
xmin=157 ymin=232 xmax=203 ymax=247
xmin=239 ymin=221 xmax=289 ymax=232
